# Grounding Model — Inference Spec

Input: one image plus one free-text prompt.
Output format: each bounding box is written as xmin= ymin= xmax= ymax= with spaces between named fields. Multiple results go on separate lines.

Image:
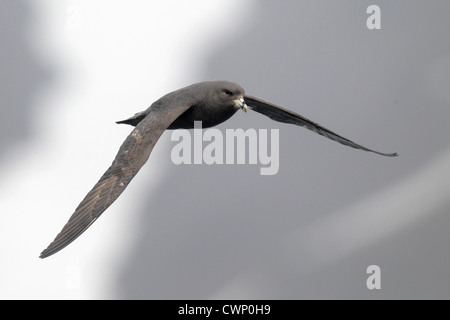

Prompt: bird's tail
xmin=116 ymin=110 xmax=147 ymax=126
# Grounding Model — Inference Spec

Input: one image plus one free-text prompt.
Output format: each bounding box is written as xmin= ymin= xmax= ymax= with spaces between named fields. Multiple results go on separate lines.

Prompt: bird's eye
xmin=223 ymin=89 xmax=233 ymax=96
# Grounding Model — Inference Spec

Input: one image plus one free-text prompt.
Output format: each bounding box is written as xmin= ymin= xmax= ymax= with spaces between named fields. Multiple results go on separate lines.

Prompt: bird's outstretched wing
xmin=244 ymin=95 xmax=397 ymax=157
xmin=40 ymin=104 xmax=191 ymax=258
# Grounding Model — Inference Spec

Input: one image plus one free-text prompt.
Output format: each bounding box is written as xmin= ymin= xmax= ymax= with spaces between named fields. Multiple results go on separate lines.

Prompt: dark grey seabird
xmin=39 ymin=80 xmax=397 ymax=258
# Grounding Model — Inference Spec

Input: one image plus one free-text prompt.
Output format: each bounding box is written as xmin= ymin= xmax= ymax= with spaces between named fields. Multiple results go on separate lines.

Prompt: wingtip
xmin=387 ymin=152 xmax=399 ymax=157
xmin=39 ymin=243 xmax=61 ymax=259
xmin=378 ymin=151 xmax=398 ymax=157
xmin=39 ymin=249 xmax=51 ymax=259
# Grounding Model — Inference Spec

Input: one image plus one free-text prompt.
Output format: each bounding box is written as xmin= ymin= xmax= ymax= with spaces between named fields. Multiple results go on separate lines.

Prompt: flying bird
xmin=39 ymin=80 xmax=397 ymax=258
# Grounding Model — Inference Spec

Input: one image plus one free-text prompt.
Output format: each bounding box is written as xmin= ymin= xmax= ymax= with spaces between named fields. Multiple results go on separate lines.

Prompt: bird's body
xmin=118 ymin=81 xmax=242 ymax=129
xmin=40 ymin=80 xmax=397 ymax=258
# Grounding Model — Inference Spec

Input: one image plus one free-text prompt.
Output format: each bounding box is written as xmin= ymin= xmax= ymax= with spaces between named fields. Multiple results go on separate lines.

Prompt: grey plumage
xmin=39 ymin=80 xmax=397 ymax=258
xmin=244 ymin=95 xmax=397 ymax=157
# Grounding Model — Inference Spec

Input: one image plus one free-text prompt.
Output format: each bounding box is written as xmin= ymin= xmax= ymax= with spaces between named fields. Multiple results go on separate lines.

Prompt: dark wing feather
xmin=244 ymin=95 xmax=397 ymax=157
xmin=40 ymin=104 xmax=191 ymax=258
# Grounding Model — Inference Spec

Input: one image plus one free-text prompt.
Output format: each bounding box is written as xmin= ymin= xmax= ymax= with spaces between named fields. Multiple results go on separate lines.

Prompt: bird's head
xmin=215 ymin=81 xmax=248 ymax=113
